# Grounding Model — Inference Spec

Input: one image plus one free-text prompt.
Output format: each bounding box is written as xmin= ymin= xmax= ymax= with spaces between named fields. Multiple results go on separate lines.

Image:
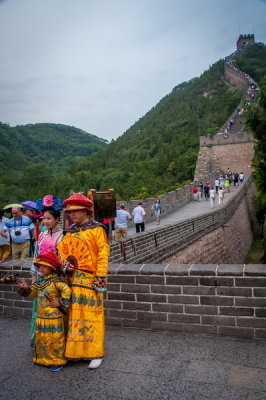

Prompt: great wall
xmin=1 ymin=34 xmax=266 ymax=341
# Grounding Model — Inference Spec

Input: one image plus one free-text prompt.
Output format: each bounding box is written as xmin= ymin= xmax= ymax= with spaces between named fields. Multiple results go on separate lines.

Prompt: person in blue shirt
xmin=115 ymin=204 xmax=132 ymax=239
xmin=1 ymin=207 xmax=34 ymax=259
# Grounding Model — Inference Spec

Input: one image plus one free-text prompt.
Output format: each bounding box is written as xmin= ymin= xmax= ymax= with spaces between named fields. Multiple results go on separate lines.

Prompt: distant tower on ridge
xmin=237 ymin=34 xmax=255 ymax=50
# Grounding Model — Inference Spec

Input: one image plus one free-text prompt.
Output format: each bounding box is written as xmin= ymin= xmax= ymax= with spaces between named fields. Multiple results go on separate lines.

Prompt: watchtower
xmin=237 ymin=34 xmax=255 ymax=50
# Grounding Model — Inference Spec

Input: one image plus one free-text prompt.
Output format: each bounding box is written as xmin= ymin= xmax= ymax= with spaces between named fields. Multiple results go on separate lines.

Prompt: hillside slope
xmin=0 ymin=123 xmax=107 ymax=204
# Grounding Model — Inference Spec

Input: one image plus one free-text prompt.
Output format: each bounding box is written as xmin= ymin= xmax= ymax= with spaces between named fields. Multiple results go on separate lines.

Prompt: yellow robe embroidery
xmin=27 ymin=274 xmax=71 ymax=367
xmin=57 ymin=224 xmax=109 ymax=360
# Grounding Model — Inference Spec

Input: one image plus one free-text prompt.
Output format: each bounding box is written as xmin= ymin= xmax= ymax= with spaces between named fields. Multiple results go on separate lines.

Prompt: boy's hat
xmin=33 ymin=252 xmax=61 ymax=271
xmin=63 ymin=193 xmax=93 ymax=214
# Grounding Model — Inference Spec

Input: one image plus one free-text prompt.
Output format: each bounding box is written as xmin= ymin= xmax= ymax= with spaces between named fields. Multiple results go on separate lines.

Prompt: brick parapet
xmin=1 ymin=262 xmax=266 ymax=340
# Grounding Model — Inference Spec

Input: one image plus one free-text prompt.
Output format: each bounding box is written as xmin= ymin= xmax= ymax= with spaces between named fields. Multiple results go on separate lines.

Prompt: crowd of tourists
xmin=0 ymin=193 xmax=109 ymax=372
xmin=222 ymin=45 xmax=259 ymax=139
xmin=192 ymin=169 xmax=245 ymax=208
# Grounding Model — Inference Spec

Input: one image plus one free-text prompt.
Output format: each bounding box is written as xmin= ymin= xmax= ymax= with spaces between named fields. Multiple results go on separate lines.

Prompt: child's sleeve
xmin=55 ymin=281 xmax=71 ymax=313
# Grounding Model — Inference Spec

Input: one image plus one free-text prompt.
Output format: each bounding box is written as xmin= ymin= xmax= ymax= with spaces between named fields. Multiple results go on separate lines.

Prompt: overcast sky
xmin=0 ymin=0 xmax=266 ymax=141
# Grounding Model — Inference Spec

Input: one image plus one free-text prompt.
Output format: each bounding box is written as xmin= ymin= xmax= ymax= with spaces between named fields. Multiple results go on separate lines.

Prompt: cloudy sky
xmin=0 ymin=0 xmax=266 ymax=141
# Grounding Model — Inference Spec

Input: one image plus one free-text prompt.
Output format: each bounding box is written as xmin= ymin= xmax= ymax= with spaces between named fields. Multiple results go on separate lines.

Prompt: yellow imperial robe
xmin=57 ymin=222 xmax=109 ymax=360
xmin=26 ymin=274 xmax=71 ymax=367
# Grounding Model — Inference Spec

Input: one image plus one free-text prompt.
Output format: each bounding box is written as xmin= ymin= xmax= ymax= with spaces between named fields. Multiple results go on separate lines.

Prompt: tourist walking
xmin=218 ymin=187 xmax=224 ymax=205
xmin=115 ymin=204 xmax=132 ymax=238
xmin=132 ymin=202 xmax=146 ymax=233
xmin=151 ymin=199 xmax=161 ymax=224
xmin=209 ymin=187 xmax=216 ymax=209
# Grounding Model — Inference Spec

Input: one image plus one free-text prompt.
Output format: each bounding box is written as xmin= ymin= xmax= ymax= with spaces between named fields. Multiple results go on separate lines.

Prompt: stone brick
xmin=237 ymin=317 xmax=266 ymax=329
xmin=185 ymin=305 xmax=218 ymax=315
xmin=245 ymin=265 xmax=266 ymax=276
xmin=253 ymin=288 xmax=266 ymax=297
xmin=108 ymin=263 xmax=122 ymax=274
xmin=152 ymin=303 xmax=183 ymax=313
xmin=190 ymin=264 xmax=217 ymax=276
xmin=184 ymin=324 xmax=217 ymax=335
xmin=200 ymin=296 xmax=234 ymax=306
xmin=136 ymin=294 xmax=166 ymax=303
xmin=168 ymin=313 xmax=200 ymax=324
xmin=121 ymin=284 xmax=150 ymax=293
xmin=0 ymin=299 xmax=13 ymax=307
xmin=255 ymin=309 xmax=266 ymax=318
xmin=13 ymin=301 xmax=33 ymax=309
xmin=235 ymin=278 xmax=266 ymax=287
xmin=218 ymin=326 xmax=254 ymax=339
xmin=219 ymin=307 xmax=254 ymax=316
xmin=166 ymin=276 xmax=199 ymax=286
xmin=136 ymin=276 xmax=164 ymax=285
xmin=137 ymin=311 xmax=167 ymax=321
xmin=118 ymin=264 xmax=143 ymax=275
xmin=109 ymin=310 xmax=137 ymax=319
xmin=151 ymin=321 xmax=184 ymax=332
xmin=105 ymin=317 xmax=122 ymax=327
xmin=107 ymin=292 xmax=135 ymax=301
xmin=122 ymin=319 xmax=151 ymax=329
xmin=141 ymin=264 xmax=166 ymax=275
xmin=217 ymin=287 xmax=252 ymax=297
xmin=3 ymin=306 xmax=24 ymax=316
xmin=235 ymin=298 xmax=266 ymax=307
xmin=183 ymin=286 xmax=215 ymax=295
xmin=108 ymin=275 xmax=135 ymax=283
xmin=255 ymin=329 xmax=266 ymax=339
xmin=150 ymin=285 xmax=181 ymax=295
xmin=3 ymin=291 xmax=21 ymax=300
xmin=105 ymin=300 xmax=122 ymax=310
xmin=217 ymin=264 xmax=244 ymax=276
xmin=107 ymin=283 xmax=121 ymax=292
xmin=199 ymin=277 xmax=234 ymax=286
xmin=123 ymin=302 xmax=151 ymax=311
xmin=202 ymin=315 xmax=236 ymax=326
xmin=168 ymin=295 xmax=199 ymax=304
xmin=165 ymin=264 xmax=191 ymax=275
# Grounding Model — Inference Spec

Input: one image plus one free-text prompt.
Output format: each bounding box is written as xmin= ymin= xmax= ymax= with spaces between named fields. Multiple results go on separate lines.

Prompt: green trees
xmin=245 ymin=76 xmax=266 ymax=261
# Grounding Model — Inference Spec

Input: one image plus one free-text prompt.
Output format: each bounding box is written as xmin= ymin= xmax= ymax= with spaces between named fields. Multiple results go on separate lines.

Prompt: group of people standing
xmin=1 ymin=193 xmax=109 ymax=372
xmin=192 ymin=169 xmax=245 ymax=209
xmin=114 ymin=199 xmax=161 ymax=239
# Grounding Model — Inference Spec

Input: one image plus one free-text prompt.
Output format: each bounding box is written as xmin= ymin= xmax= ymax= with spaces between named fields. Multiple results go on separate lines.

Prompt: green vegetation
xmin=244 ymin=238 xmax=264 ymax=264
xmin=234 ymin=43 xmax=266 ymax=83
xmin=0 ymin=123 xmax=107 ymax=205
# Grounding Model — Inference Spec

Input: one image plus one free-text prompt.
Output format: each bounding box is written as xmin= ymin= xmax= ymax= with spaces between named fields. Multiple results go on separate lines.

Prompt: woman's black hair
xmin=43 ymin=207 xmax=61 ymax=221
xmin=0 ymin=209 xmax=4 ymax=220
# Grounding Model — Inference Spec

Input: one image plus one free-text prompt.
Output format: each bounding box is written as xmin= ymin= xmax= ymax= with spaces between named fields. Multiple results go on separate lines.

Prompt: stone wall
xmin=109 ymin=177 xmax=253 ymax=265
xmin=1 ymin=261 xmax=266 ymax=341
xmin=163 ymin=190 xmax=253 ymax=264
xmin=116 ymin=172 xmax=215 ymax=225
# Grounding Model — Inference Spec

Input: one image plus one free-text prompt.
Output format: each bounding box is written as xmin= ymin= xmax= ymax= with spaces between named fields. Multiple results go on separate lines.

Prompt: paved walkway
xmin=127 ymin=184 xmax=242 ymax=236
xmin=1 ymin=315 xmax=266 ymax=400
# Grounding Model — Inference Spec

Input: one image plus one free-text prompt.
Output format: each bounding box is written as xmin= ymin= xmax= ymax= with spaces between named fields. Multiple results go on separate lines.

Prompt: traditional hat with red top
xmin=63 ymin=193 xmax=94 ymax=214
xmin=33 ymin=252 xmax=61 ymax=271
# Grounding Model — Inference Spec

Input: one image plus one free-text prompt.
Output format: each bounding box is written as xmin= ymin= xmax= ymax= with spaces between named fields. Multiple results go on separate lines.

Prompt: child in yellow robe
xmin=19 ymin=252 xmax=71 ymax=371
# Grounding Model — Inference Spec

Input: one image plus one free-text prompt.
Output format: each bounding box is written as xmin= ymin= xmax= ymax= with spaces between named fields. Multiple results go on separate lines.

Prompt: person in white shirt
xmin=239 ymin=172 xmax=244 ymax=184
xmin=209 ymin=187 xmax=216 ymax=209
xmin=218 ymin=187 xmax=224 ymax=205
xmin=115 ymin=204 xmax=132 ymax=239
xmin=132 ymin=202 xmax=146 ymax=233
xmin=215 ymin=178 xmax=220 ymax=194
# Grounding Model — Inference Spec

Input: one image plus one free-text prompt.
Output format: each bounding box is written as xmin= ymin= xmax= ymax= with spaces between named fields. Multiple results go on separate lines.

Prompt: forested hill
xmin=64 ymin=59 xmax=243 ymax=200
xmin=0 ymin=123 xmax=107 ymax=204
